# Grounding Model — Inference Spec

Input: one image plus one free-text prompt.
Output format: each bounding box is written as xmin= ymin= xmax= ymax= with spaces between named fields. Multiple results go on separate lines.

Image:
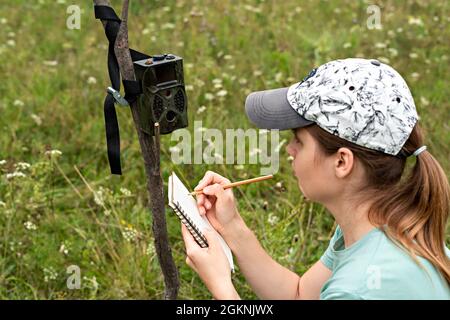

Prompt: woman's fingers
xmin=195 ymin=171 xmax=231 ymax=216
xmin=195 ymin=171 xmax=231 ymax=191
xmin=203 ymin=184 xmax=226 ymax=198
xmin=204 ymin=198 xmax=212 ymax=210
xmin=181 ymin=224 xmax=199 ymax=254
xmin=196 ymin=193 xmax=205 ymax=206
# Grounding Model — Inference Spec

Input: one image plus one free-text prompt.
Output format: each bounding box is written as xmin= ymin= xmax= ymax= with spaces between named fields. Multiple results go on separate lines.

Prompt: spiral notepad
xmin=168 ymin=172 xmax=234 ymax=271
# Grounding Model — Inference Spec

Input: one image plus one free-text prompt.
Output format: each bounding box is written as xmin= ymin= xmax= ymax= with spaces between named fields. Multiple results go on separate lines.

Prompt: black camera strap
xmin=94 ymin=5 xmax=150 ymax=175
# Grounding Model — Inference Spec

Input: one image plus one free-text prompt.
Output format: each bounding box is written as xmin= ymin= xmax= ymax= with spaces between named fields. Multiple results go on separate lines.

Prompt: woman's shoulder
xmin=321 ymin=229 xmax=450 ymax=299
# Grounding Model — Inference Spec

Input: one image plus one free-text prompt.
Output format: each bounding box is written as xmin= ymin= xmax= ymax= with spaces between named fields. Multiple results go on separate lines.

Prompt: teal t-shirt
xmin=319 ymin=225 xmax=450 ymax=300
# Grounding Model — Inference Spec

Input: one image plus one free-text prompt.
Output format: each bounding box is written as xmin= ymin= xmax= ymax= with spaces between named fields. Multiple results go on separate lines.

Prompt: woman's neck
xmin=325 ymin=199 xmax=376 ymax=248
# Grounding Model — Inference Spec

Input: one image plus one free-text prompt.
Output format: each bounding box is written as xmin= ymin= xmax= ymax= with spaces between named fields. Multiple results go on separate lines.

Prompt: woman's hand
xmin=194 ymin=171 xmax=241 ymax=235
xmin=181 ymin=224 xmax=240 ymax=299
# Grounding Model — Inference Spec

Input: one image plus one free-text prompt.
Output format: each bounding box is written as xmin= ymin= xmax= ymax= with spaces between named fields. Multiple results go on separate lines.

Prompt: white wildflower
xmin=343 ymin=42 xmax=352 ymax=49
xmin=244 ymin=5 xmax=262 ymax=13
xmin=31 ymin=114 xmax=42 ymax=126
xmin=13 ymin=100 xmax=24 ymax=107
xmin=388 ymin=48 xmax=398 ymax=57
xmin=409 ymin=52 xmax=418 ymax=59
xmin=216 ymin=90 xmax=227 ymax=97
xmin=195 ymin=79 xmax=205 ymax=87
xmin=87 ymin=76 xmax=97 ymax=85
xmin=410 ymin=72 xmax=420 ymax=80
xmin=146 ymin=242 xmax=155 ymax=256
xmin=274 ymin=72 xmax=283 ymax=83
xmin=253 ymin=70 xmax=263 ymax=77
xmin=420 ymin=96 xmax=430 ymax=107
xmin=43 ymin=267 xmax=58 ymax=282
xmin=45 ymin=149 xmax=62 ymax=158
xmin=161 ymin=22 xmax=175 ymax=30
xmin=408 ymin=16 xmax=423 ymax=26
xmin=185 ymin=84 xmax=194 ymax=91
xmin=93 ymin=191 xmax=105 ymax=207
xmin=0 ymin=201 xmax=6 ymax=207
xmin=120 ymin=187 xmax=132 ymax=197
xmin=377 ymin=57 xmax=390 ymax=64
xmin=224 ymin=55 xmax=233 ymax=60
xmin=267 ymin=213 xmax=279 ymax=226
xmin=204 ymin=93 xmax=214 ymax=101
xmin=24 ymin=221 xmax=37 ymax=231
xmin=15 ymin=162 xmax=31 ymax=171
xmin=6 ymin=39 xmax=15 ymax=47
xmin=238 ymin=78 xmax=247 ymax=85
xmin=43 ymin=60 xmax=58 ymax=67
xmin=0 ymin=160 xmax=6 ymax=166
xmin=122 ymin=226 xmax=138 ymax=242
xmin=6 ymin=171 xmax=26 ymax=180
xmin=197 ymin=105 xmax=206 ymax=114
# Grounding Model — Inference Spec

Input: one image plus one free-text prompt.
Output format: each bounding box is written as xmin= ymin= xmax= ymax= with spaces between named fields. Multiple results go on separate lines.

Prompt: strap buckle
xmin=107 ymin=87 xmax=129 ymax=106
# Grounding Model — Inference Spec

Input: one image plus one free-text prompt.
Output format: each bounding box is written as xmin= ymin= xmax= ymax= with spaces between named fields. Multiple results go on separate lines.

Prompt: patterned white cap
xmin=245 ymin=58 xmax=419 ymax=156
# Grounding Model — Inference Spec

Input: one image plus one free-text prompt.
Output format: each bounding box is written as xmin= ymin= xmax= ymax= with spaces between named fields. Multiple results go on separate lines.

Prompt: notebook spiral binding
xmin=174 ymin=201 xmax=208 ymax=248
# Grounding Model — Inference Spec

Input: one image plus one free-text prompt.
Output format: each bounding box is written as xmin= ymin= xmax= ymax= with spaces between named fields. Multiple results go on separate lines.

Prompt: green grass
xmin=0 ymin=0 xmax=449 ymax=299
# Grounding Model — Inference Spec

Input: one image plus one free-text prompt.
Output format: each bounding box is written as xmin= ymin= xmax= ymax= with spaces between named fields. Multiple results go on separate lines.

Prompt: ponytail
xmin=368 ymin=148 xmax=450 ymax=284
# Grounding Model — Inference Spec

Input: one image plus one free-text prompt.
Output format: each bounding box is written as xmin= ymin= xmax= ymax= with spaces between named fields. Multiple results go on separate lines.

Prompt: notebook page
xmin=169 ymin=172 xmax=234 ymax=272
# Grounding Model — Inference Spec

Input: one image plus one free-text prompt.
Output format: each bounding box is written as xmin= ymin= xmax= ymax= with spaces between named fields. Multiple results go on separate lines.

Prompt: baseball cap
xmin=245 ymin=58 xmax=419 ymax=156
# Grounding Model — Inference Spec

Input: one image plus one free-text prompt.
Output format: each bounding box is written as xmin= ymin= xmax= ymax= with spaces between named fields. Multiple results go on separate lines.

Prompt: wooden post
xmin=93 ymin=0 xmax=179 ymax=299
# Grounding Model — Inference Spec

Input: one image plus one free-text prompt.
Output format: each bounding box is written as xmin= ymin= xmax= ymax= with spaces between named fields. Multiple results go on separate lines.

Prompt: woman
xmin=181 ymin=58 xmax=450 ymax=299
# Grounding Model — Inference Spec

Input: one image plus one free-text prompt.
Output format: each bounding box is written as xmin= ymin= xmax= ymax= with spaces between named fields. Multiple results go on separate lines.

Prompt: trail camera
xmin=134 ymin=54 xmax=188 ymax=136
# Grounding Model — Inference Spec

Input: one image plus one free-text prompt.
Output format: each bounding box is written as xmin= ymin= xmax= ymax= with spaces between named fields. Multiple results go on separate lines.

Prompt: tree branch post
xmin=93 ymin=0 xmax=179 ymax=299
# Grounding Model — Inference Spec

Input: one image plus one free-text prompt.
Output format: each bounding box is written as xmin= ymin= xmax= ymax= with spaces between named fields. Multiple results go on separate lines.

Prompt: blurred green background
xmin=0 ymin=0 xmax=448 ymax=299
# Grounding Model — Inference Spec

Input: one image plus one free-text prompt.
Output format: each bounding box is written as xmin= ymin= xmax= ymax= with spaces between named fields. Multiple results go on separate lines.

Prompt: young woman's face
xmin=286 ymin=127 xmax=336 ymax=202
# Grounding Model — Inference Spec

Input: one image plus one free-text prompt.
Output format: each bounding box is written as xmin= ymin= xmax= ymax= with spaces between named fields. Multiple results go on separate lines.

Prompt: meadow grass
xmin=0 ymin=0 xmax=448 ymax=299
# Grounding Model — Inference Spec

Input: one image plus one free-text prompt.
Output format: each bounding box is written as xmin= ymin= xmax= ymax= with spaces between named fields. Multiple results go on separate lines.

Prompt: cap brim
xmin=245 ymin=87 xmax=313 ymax=130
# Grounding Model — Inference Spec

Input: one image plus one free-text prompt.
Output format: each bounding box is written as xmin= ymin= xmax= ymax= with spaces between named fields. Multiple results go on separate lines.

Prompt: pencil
xmin=189 ymin=174 xmax=274 ymax=196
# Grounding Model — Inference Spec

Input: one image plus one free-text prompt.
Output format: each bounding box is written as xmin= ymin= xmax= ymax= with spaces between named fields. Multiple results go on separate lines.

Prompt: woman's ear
xmin=334 ymin=147 xmax=354 ymax=179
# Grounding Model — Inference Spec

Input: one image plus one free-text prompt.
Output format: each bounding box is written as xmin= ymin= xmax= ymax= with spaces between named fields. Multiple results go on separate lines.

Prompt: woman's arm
xmin=223 ymin=216 xmax=332 ymax=299
xmin=188 ymin=171 xmax=332 ymax=299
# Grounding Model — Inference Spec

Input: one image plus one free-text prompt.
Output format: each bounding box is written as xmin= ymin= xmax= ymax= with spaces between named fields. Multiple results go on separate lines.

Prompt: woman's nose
xmin=286 ymin=143 xmax=295 ymax=157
